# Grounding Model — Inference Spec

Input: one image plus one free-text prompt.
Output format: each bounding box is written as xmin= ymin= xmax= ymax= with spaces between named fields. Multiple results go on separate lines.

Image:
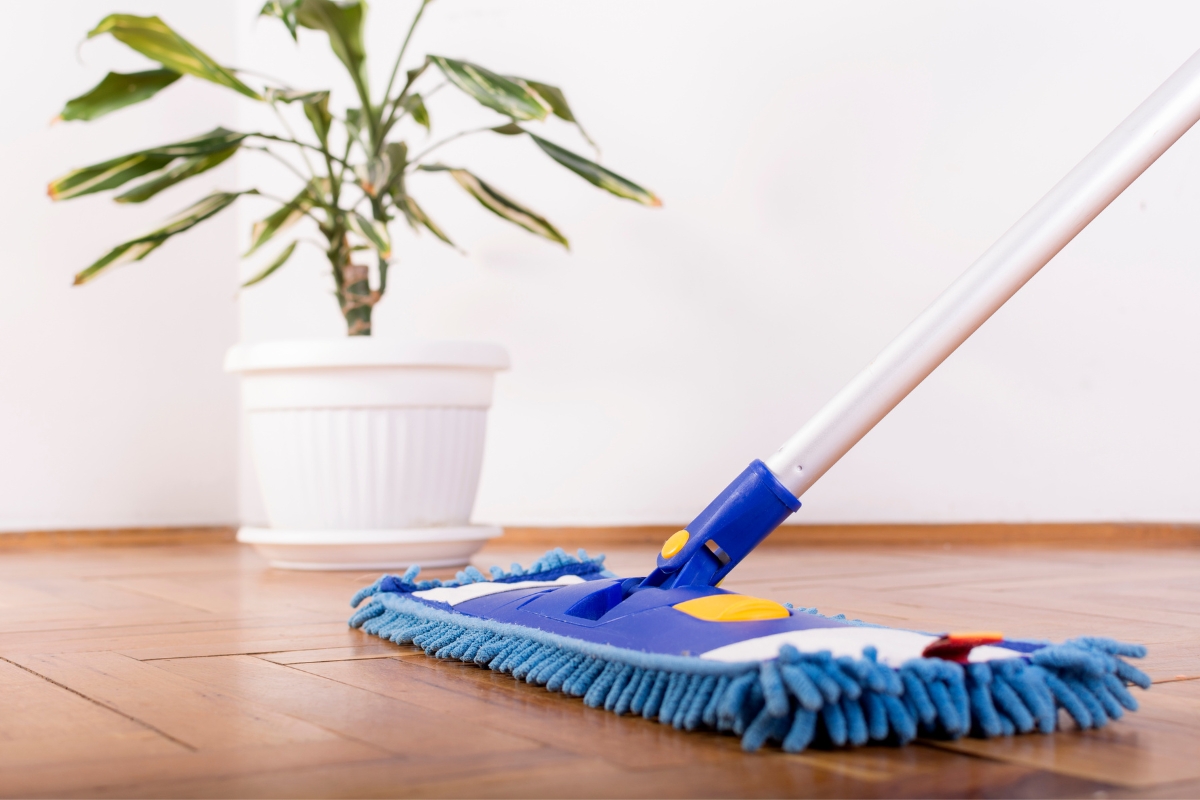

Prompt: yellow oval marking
xmin=673 ymin=594 xmax=791 ymax=622
xmin=661 ymin=529 xmax=690 ymax=559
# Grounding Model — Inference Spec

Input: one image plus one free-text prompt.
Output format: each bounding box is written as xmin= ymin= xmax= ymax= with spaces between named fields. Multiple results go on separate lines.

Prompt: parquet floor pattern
xmin=1 ymin=539 xmax=1197 ymax=798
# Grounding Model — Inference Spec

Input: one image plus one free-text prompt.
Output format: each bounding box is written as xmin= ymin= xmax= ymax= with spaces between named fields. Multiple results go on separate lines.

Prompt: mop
xmin=348 ymin=46 xmax=1200 ymax=752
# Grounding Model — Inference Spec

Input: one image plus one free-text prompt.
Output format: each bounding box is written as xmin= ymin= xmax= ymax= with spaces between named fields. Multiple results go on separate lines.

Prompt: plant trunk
xmin=329 ymin=232 xmax=378 ymax=336
xmin=341 ymin=262 xmax=376 ymax=336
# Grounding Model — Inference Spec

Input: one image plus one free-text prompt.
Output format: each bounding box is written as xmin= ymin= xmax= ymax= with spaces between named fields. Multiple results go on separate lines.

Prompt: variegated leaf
xmin=75 ymin=190 xmax=255 ymax=284
xmin=58 ymin=69 xmax=181 ymax=122
xmin=430 ymin=56 xmax=547 ymax=121
xmin=246 ymin=186 xmax=315 ymax=256
xmin=49 ymin=128 xmax=248 ymax=201
xmin=242 ymin=240 xmax=298 ymax=287
xmin=421 ymin=164 xmax=567 ymax=247
xmin=115 ymin=145 xmax=239 ymax=203
xmin=88 ymin=15 xmax=261 ymax=99
xmin=528 ymin=133 xmax=660 ymax=206
xmin=348 ymin=212 xmax=392 ymax=258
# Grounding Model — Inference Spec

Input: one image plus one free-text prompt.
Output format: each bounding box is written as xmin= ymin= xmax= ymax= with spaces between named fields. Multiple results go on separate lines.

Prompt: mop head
xmin=349 ymin=548 xmax=1150 ymax=753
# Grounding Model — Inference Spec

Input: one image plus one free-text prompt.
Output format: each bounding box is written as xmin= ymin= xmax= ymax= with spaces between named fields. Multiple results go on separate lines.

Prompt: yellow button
xmin=661 ymin=529 xmax=690 ymax=558
xmin=673 ymin=594 xmax=791 ymax=622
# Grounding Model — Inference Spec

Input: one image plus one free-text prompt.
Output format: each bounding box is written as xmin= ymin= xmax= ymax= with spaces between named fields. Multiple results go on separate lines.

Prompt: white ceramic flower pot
xmin=225 ymin=339 xmax=509 ymax=570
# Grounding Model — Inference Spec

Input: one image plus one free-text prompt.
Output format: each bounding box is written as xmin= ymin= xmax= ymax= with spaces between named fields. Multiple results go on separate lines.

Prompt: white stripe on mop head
xmin=699 ymin=627 xmax=1021 ymax=668
xmin=414 ymin=574 xmax=585 ymax=606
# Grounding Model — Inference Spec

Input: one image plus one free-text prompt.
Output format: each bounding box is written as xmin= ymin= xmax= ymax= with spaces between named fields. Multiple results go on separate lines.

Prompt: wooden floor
xmin=1 ymin=537 xmax=1198 ymax=798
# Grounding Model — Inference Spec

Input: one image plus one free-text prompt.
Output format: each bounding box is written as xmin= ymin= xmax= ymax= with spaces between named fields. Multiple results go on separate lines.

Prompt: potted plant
xmin=50 ymin=0 xmax=659 ymax=569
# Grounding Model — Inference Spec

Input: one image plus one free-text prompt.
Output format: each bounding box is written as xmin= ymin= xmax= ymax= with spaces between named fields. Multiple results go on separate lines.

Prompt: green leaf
xmin=380 ymin=141 xmax=408 ymax=198
xmin=48 ymin=127 xmax=249 ymax=200
xmin=521 ymin=80 xmax=574 ymax=123
xmin=246 ymin=186 xmax=315 ymax=255
xmin=266 ymin=88 xmax=333 ymax=145
xmin=348 ymin=212 xmax=391 ymax=258
xmin=345 ymin=107 xmax=366 ymax=143
xmin=356 ymin=157 xmax=389 ymax=197
xmin=294 ymin=0 xmax=368 ymax=89
xmin=358 ymin=142 xmax=407 ymax=199
xmin=401 ymin=93 xmax=430 ymax=131
xmin=519 ymin=78 xmax=598 ymax=150
xmin=491 ymin=122 xmax=524 ymax=135
xmin=58 ymin=69 xmax=182 ymax=122
xmin=404 ymin=61 xmax=430 ymax=90
xmin=398 ymin=194 xmax=454 ymax=246
xmin=421 ymin=164 xmax=567 ymax=248
xmin=114 ymin=144 xmax=240 ymax=203
xmin=381 ymin=60 xmax=431 ymax=141
xmin=142 ymin=127 xmax=248 ymax=158
xmin=242 ymin=240 xmax=297 ymax=287
xmin=88 ymin=15 xmax=261 ymax=100
xmin=75 ymin=190 xmax=254 ymax=284
xmin=263 ymin=88 xmax=323 ymax=103
xmin=302 ymin=95 xmax=333 ymax=146
xmin=260 ymin=0 xmax=301 ymax=39
xmin=49 ymin=153 xmax=173 ymax=201
xmin=429 ymin=56 xmax=547 ymax=121
xmin=383 ymin=145 xmax=448 ymax=244
xmin=527 ymin=133 xmax=660 ymax=206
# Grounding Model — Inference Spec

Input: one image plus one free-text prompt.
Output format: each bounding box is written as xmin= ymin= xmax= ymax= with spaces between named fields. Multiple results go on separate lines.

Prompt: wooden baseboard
xmin=0 ymin=526 xmax=237 ymax=549
xmin=2 ymin=523 xmax=1197 ymax=550
xmin=495 ymin=522 xmax=1200 ymax=549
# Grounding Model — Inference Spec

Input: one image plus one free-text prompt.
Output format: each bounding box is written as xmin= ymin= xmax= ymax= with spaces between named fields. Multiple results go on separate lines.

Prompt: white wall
xmin=236 ymin=0 xmax=1200 ymax=526
xmin=0 ymin=1 xmax=241 ymax=531
xmin=5 ymin=1 xmax=1200 ymax=532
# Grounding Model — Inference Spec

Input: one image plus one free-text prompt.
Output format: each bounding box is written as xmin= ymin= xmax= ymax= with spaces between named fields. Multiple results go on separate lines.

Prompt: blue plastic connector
xmin=640 ymin=460 xmax=800 ymax=590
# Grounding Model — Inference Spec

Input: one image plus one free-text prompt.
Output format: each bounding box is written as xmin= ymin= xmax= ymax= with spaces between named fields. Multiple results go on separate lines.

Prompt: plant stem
xmin=344 ymin=63 xmax=378 ymax=154
xmin=250 ymin=133 xmax=353 ymax=169
xmin=245 ymin=146 xmax=332 ymax=211
xmin=230 ymin=65 xmax=294 ymax=90
xmin=269 ymin=101 xmax=319 ymax=178
xmin=381 ymin=0 xmax=431 ymax=112
xmin=256 ymin=190 xmax=327 ymax=228
xmin=370 ymin=195 xmax=391 ymax=296
xmin=422 ymin=79 xmax=450 ymax=102
xmin=333 ymin=135 xmax=356 ymax=200
xmin=246 ymin=145 xmax=309 ymax=183
xmin=383 ymin=79 xmax=447 ymax=140
xmin=319 ymin=132 xmax=371 ymax=335
xmin=343 ymin=123 xmax=370 ymax=163
xmin=406 ymin=125 xmax=493 ymax=168
xmin=297 ymin=237 xmax=331 ymax=251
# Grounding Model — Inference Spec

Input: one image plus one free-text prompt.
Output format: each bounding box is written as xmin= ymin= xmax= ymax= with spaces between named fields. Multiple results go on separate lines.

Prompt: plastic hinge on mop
xmin=637 ymin=460 xmax=801 ymax=590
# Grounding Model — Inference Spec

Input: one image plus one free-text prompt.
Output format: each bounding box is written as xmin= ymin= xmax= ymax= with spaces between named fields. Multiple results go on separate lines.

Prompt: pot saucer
xmin=237 ymin=525 xmax=503 ymax=570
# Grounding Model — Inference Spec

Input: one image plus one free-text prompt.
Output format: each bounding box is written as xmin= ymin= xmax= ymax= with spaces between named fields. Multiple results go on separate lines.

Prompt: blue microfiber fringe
xmin=348 ymin=549 xmax=1151 ymax=753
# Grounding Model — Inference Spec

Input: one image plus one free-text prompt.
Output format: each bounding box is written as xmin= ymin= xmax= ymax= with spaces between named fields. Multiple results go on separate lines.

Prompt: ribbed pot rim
xmin=225 ymin=338 xmax=510 ymax=373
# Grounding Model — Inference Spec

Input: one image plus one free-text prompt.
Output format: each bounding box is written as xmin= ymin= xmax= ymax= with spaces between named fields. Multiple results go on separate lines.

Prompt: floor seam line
xmin=0 ymin=655 xmax=198 ymax=752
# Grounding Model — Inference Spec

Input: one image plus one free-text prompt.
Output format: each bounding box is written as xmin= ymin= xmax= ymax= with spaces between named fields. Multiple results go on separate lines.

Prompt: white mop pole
xmin=765 ymin=47 xmax=1200 ymax=498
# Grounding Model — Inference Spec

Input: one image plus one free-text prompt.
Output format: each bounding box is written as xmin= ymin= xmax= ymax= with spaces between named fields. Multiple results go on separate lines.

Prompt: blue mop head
xmin=349 ymin=547 xmax=1150 ymax=754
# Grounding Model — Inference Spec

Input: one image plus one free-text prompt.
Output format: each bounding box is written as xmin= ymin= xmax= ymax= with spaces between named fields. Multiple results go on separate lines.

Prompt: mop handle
xmin=764 ymin=47 xmax=1200 ymax=498
xmin=650 ymin=46 xmax=1200 ymax=589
